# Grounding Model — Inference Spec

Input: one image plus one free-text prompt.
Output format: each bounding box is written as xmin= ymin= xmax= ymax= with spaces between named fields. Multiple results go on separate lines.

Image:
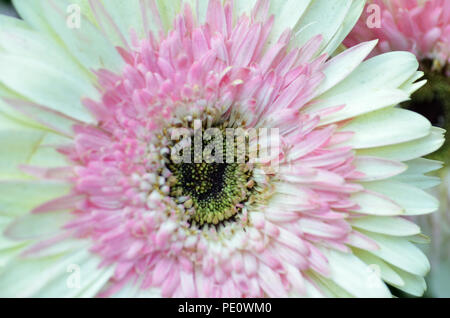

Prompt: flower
xmin=344 ymin=0 xmax=450 ymax=72
xmin=0 ymin=0 xmax=444 ymax=297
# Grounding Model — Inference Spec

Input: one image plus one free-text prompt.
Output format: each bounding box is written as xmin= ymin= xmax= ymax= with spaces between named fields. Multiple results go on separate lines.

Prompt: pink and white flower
xmin=0 ymin=0 xmax=444 ymax=297
xmin=345 ymin=0 xmax=450 ymax=71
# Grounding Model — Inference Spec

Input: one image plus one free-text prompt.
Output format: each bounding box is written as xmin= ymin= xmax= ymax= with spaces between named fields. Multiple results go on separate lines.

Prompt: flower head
xmin=345 ymin=0 xmax=450 ymax=72
xmin=0 ymin=0 xmax=444 ymax=297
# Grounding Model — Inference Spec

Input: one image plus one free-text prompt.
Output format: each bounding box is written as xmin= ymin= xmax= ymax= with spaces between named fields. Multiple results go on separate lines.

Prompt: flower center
xmin=170 ymin=161 xmax=253 ymax=226
xmin=165 ymin=118 xmax=257 ymax=227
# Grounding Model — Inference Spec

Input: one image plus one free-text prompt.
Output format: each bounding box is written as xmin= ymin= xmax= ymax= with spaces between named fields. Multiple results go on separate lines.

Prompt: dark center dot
xmin=166 ymin=123 xmax=255 ymax=227
xmin=177 ymin=162 xmax=227 ymax=201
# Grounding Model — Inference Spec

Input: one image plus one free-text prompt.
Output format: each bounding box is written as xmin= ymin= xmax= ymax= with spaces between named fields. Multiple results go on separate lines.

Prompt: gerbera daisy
xmin=0 ymin=0 xmax=444 ymax=297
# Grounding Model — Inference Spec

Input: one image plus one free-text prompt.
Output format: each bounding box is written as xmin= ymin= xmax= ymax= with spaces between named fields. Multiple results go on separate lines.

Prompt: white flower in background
xmin=0 ymin=0 xmax=444 ymax=297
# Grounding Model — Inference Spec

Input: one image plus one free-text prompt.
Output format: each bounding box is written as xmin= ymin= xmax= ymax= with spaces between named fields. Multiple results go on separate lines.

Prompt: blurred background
xmin=0 ymin=0 xmax=448 ymax=298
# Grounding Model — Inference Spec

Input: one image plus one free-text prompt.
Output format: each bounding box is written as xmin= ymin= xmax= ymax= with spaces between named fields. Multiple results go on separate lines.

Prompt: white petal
xmin=321 ymin=51 xmax=419 ymax=96
xmin=390 ymin=266 xmax=427 ymax=297
xmin=402 ymin=158 xmax=444 ymax=175
xmin=0 ymin=53 xmax=97 ymax=123
xmin=110 ymin=279 xmax=144 ymax=298
xmin=354 ymin=249 xmax=404 ymax=287
xmin=341 ymin=107 xmax=431 ymax=149
xmin=310 ymin=88 xmax=410 ymax=126
xmin=400 ymin=71 xmax=426 ymax=95
xmin=0 ymin=248 xmax=92 ymax=297
xmin=0 ymin=114 xmax=46 ymax=178
xmin=0 ymin=233 xmax=22 ymax=250
xmin=182 ymin=0 xmax=210 ymax=24
xmin=401 ymin=79 xmax=427 ymax=96
xmin=345 ymin=231 xmax=379 ymax=251
xmin=298 ymin=217 xmax=348 ymax=238
xmin=350 ymin=191 xmax=404 ymax=216
xmin=267 ymin=0 xmax=312 ymax=45
xmin=353 ymin=156 xmax=407 ymax=182
xmin=320 ymin=0 xmax=366 ymax=55
xmin=307 ymin=272 xmax=353 ymax=297
xmin=393 ymin=175 xmax=441 ymax=190
xmin=357 ymin=127 xmax=445 ymax=161
xmin=0 ymin=88 xmax=43 ymax=126
xmin=27 ymin=133 xmax=71 ymax=168
xmin=363 ymin=181 xmax=439 ymax=216
xmin=5 ymin=212 xmax=73 ymax=240
xmin=320 ymin=248 xmax=392 ymax=298
xmin=2 ymin=98 xmax=81 ymax=137
xmin=362 ymin=232 xmax=430 ymax=277
xmin=0 ymin=121 xmax=70 ymax=177
xmin=402 ymin=71 xmax=425 ymax=86
xmin=0 ymin=242 xmax=27 ymax=268
xmin=154 ymin=0 xmax=183 ymax=32
xmin=407 ymin=233 xmax=431 ymax=244
xmin=0 ymin=120 xmax=68 ymax=178
xmin=292 ymin=0 xmax=353 ymax=55
xmin=0 ymin=15 xmax=91 ymax=82
xmin=0 ymin=180 xmax=72 ymax=217
xmin=37 ymin=255 xmax=112 ymax=298
xmin=394 ymin=158 xmax=443 ymax=189
xmin=12 ymin=0 xmax=123 ymax=73
xmin=393 ymin=158 xmax=443 ymax=189
xmin=313 ymin=40 xmax=377 ymax=98
xmin=76 ymin=266 xmax=115 ymax=298
xmin=0 ymin=214 xmax=12 ymax=229
xmin=234 ymin=0 xmax=258 ymax=15
xmin=350 ymin=216 xmax=421 ymax=237
xmin=303 ymin=278 xmax=325 ymax=298
xmin=21 ymin=238 xmax=87 ymax=259
xmin=94 ymin=0 xmax=149 ymax=40
xmin=310 ymin=51 xmax=420 ymax=125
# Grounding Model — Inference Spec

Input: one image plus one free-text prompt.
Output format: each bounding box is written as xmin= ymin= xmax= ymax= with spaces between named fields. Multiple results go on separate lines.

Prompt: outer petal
xmin=357 ymin=127 xmax=445 ymax=161
xmin=393 ymin=158 xmax=443 ymax=189
xmin=12 ymin=0 xmax=123 ymax=73
xmin=353 ymin=156 xmax=407 ymax=182
xmin=309 ymin=52 xmax=420 ymax=125
xmin=313 ymin=40 xmax=377 ymax=97
xmin=362 ymin=232 xmax=430 ymax=277
xmin=354 ymin=249 xmax=404 ymax=287
xmin=0 ymin=180 xmax=72 ymax=217
xmin=320 ymin=248 xmax=392 ymax=298
xmin=0 ymin=248 xmax=112 ymax=297
xmin=363 ymin=181 xmax=439 ymax=216
xmin=350 ymin=216 xmax=421 ymax=237
xmin=341 ymin=108 xmax=431 ymax=149
xmin=0 ymin=53 xmax=97 ymax=123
